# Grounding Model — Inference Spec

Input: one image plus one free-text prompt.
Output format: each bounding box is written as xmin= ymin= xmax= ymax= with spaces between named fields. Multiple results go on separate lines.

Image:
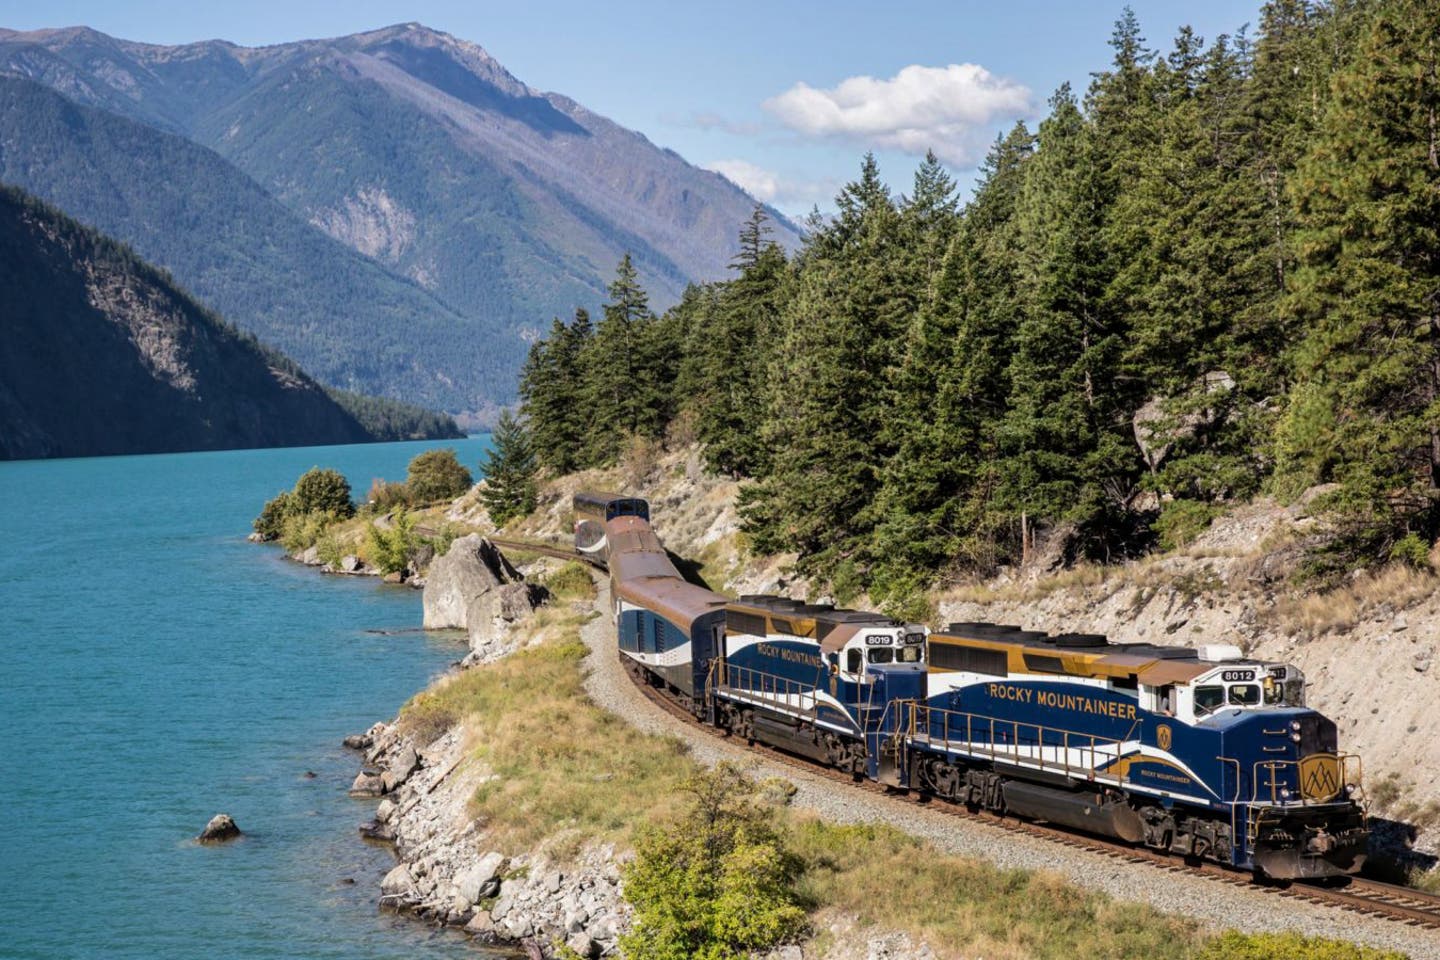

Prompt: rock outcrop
xmin=197 ymin=813 xmax=241 ymax=843
xmin=422 ymin=535 xmax=525 ymax=630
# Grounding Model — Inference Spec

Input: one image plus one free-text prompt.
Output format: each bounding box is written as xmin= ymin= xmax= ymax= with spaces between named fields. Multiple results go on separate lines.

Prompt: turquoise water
xmin=0 ymin=438 xmax=510 ymax=960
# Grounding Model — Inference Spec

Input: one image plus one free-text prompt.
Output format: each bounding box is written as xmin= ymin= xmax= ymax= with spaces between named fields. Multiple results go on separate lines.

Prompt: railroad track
xmin=622 ymin=655 xmax=1440 ymax=933
xmin=488 ymin=536 xmax=606 ymax=571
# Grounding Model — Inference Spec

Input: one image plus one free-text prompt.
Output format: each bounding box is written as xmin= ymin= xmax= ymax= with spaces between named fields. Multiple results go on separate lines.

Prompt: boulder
xmin=387 ymin=744 xmax=420 ymax=785
xmin=349 ymin=771 xmax=385 ymax=797
xmin=340 ymin=554 xmax=366 ymax=574
xmin=381 ymin=863 xmax=415 ymax=897
xmin=466 ymin=582 xmax=548 ymax=651
xmin=566 ymin=933 xmax=598 ymax=958
xmin=422 ymin=536 xmax=523 ymax=630
xmin=197 ymin=813 xmax=241 ymax=843
xmin=455 ymin=851 xmax=507 ymax=905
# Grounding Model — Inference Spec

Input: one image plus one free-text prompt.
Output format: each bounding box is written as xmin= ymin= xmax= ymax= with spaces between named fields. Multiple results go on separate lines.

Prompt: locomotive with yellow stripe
xmin=583 ymin=491 xmax=1368 ymax=880
xmin=907 ymin=623 xmax=1367 ymax=879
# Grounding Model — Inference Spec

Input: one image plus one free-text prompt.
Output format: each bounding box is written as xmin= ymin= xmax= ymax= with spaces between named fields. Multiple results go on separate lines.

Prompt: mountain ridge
xmin=0 ymin=23 xmax=802 ymax=414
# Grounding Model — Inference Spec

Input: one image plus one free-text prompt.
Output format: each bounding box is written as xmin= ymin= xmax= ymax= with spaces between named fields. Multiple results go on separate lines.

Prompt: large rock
xmin=422 ymin=536 xmax=523 ymax=629
xmin=381 ymin=863 xmax=415 ymax=898
xmin=197 ymin=813 xmax=241 ymax=843
xmin=455 ymin=851 xmax=507 ymax=905
xmin=466 ymin=582 xmax=547 ymax=651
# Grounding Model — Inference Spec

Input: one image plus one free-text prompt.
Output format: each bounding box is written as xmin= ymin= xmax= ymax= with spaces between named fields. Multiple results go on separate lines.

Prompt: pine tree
xmin=519 ymin=308 xmax=594 ymax=474
xmin=1275 ymin=0 xmax=1440 ymax=555
xmin=583 ymin=254 xmax=660 ymax=458
xmin=479 ymin=410 xmax=538 ymax=526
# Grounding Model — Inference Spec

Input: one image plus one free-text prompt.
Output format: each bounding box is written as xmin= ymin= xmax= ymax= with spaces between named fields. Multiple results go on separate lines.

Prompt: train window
xmin=868 ymin=648 xmax=894 ymax=665
xmin=898 ymin=645 xmax=922 ymax=663
xmin=1228 ymin=684 xmax=1261 ymax=706
xmin=847 ymin=649 xmax=863 ymax=674
xmin=1194 ymin=685 xmax=1224 ymax=715
xmin=1263 ymin=679 xmax=1283 ymax=705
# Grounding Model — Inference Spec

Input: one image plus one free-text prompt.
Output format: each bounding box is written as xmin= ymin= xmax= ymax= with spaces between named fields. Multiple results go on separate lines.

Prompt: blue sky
xmin=1 ymin=0 xmax=1265 ymax=215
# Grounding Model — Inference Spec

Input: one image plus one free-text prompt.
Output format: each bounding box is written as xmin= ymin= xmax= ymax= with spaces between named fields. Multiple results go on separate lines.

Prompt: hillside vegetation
xmin=521 ymin=0 xmax=1440 ymax=613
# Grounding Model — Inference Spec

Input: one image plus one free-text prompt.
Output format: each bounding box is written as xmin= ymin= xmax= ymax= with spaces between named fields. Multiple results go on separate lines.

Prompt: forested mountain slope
xmin=0 ymin=23 xmax=801 ymax=413
xmin=0 ymin=184 xmax=376 ymax=460
xmin=520 ymin=0 xmax=1440 ymax=612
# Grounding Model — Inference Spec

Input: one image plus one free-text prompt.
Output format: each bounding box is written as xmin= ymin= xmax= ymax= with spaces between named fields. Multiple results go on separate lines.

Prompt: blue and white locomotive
xmin=582 ymin=492 xmax=1368 ymax=880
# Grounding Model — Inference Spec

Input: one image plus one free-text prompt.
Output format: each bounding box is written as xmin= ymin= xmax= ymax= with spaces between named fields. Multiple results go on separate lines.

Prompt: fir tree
xmin=479 ymin=410 xmax=538 ymax=526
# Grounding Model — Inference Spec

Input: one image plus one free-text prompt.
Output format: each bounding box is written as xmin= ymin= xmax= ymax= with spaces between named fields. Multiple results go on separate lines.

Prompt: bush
xmin=253 ymin=490 xmax=294 ymax=540
xmin=1152 ymin=499 xmax=1219 ymax=551
xmin=406 ymin=448 xmax=473 ymax=503
xmin=366 ymin=477 xmax=412 ymax=512
xmin=364 ymin=509 xmax=417 ymax=575
xmin=620 ymin=763 xmax=806 ymax=960
xmin=292 ymin=467 xmax=355 ymax=518
xmin=1195 ymin=931 xmax=1405 ymax=960
xmin=280 ymin=509 xmax=338 ymax=554
xmin=1390 ymin=532 xmax=1432 ymax=569
xmin=541 ymin=561 xmax=597 ymax=601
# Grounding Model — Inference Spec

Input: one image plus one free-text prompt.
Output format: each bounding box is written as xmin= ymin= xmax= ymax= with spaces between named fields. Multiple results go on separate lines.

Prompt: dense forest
xmin=519 ymin=0 xmax=1440 ymax=611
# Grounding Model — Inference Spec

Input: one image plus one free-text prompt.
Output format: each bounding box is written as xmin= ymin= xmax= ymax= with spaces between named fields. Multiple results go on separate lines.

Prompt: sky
xmin=0 ymin=0 xmax=1267 ymax=216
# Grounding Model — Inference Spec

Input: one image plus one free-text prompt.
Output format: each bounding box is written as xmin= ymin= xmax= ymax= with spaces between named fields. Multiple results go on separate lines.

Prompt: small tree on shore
xmin=620 ymin=763 xmax=806 ymax=960
xmin=480 ymin=411 xmax=538 ymax=526
xmin=405 ymin=448 xmax=474 ymax=503
xmin=291 ymin=467 xmax=355 ymax=518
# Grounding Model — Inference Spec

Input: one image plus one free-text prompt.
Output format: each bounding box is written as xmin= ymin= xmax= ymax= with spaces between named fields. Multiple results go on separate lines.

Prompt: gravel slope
xmin=580 ymin=581 xmax=1440 ymax=959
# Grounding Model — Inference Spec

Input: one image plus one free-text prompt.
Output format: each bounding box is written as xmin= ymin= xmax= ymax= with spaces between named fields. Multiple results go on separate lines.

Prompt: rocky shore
xmin=345 ymin=719 xmax=628 ymax=958
xmin=340 ymin=533 xmax=622 ymax=958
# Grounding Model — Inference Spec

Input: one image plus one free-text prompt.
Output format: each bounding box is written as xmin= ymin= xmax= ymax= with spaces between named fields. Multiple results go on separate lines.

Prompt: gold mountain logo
xmin=1156 ymin=724 xmax=1172 ymax=751
xmin=1299 ymin=753 xmax=1341 ymax=802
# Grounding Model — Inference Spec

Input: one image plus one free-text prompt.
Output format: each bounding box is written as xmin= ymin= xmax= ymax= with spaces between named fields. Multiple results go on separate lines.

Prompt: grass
xmin=539 ymin=560 xmax=597 ymax=602
xmin=1268 ymin=564 xmax=1436 ymax=637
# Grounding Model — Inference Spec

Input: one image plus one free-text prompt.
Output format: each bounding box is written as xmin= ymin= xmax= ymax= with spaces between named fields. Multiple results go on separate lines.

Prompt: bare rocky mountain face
xmin=0 ymin=186 xmax=373 ymax=459
xmin=0 ymin=23 xmax=801 ymax=415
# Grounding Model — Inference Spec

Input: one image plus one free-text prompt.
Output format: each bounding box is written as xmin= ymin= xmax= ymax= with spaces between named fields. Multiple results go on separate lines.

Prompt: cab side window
xmin=1228 ymin=684 xmax=1260 ymax=706
xmin=847 ymin=649 xmax=863 ymax=675
xmin=1194 ymin=685 xmax=1224 ymax=715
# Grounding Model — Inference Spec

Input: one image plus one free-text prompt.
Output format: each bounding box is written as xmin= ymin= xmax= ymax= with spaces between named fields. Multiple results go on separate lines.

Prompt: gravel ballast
xmin=580 ymin=581 xmax=1440 ymax=959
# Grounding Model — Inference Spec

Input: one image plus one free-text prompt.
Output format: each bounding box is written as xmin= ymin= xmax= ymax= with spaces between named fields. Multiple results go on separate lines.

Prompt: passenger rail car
xmin=577 ymin=490 xmax=1368 ymax=880
xmin=573 ymin=492 xmax=650 ymax=555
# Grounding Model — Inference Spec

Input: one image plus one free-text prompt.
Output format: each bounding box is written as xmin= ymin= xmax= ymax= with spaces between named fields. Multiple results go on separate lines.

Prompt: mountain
xmin=0 ymin=24 xmax=802 ymax=415
xmin=0 ymin=76 xmax=501 ymax=414
xmin=0 ymin=183 xmax=381 ymax=460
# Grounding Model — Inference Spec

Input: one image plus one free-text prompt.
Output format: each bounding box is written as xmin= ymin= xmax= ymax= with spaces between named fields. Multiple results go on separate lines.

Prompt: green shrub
xmin=542 ymin=561 xmax=597 ymax=601
xmin=292 ymin=467 xmax=355 ymax=518
xmin=405 ymin=448 xmax=473 ymax=503
xmin=253 ymin=490 xmax=294 ymax=540
xmin=366 ymin=477 xmax=412 ymax=512
xmin=1195 ymin=931 xmax=1405 ymax=960
xmin=316 ymin=528 xmax=346 ymax=568
xmin=1390 ymin=532 xmax=1432 ymax=569
xmin=280 ymin=509 xmax=338 ymax=553
xmin=365 ymin=509 xmax=417 ymax=575
xmin=620 ymin=763 xmax=806 ymax=960
xmin=1152 ymin=499 xmax=1220 ymax=551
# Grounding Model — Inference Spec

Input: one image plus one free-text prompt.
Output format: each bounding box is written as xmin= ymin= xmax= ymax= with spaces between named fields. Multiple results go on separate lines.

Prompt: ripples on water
xmin=0 ymin=438 xmax=517 ymax=959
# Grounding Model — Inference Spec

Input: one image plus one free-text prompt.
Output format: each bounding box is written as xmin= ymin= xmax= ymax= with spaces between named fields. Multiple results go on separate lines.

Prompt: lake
xmin=0 ymin=437 xmax=510 ymax=959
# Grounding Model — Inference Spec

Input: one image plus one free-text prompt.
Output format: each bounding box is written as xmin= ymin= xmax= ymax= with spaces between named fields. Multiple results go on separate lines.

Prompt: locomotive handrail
xmin=1243 ymin=753 xmax=1363 ymax=805
xmin=905 ymin=702 xmax=1128 ymax=787
xmin=710 ymin=661 xmax=872 ymax=719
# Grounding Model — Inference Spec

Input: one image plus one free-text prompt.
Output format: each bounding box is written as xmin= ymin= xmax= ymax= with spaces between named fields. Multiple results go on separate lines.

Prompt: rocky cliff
xmin=0 ymin=185 xmax=373 ymax=460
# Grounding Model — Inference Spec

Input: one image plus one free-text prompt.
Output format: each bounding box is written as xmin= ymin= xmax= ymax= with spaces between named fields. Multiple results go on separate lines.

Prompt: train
xmin=577 ymin=492 xmax=1369 ymax=880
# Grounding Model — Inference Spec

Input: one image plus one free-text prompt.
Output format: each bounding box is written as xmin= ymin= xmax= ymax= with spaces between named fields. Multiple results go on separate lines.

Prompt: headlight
xmin=1290 ymin=720 xmax=1301 ymax=731
xmin=1280 ymin=788 xmax=1292 ymax=799
xmin=1290 ymin=732 xmax=1302 ymax=743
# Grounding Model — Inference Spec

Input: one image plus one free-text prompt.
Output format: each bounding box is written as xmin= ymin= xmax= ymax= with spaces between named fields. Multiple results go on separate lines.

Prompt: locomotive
xmin=578 ymin=492 xmax=1369 ymax=880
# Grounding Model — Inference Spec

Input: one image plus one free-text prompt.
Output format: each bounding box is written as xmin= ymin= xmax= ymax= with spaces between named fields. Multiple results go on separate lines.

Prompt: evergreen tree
xmin=479 ymin=410 xmax=538 ymax=526
xmin=1275 ymin=0 xmax=1440 ymax=554
xmin=583 ymin=254 xmax=663 ymax=457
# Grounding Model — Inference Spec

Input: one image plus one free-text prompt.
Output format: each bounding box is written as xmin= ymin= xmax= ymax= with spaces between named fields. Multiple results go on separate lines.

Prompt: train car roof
xmin=933 ymin=621 xmax=1213 ymax=684
xmin=574 ymin=491 xmax=646 ymax=507
xmin=605 ymin=515 xmax=666 ymax=554
xmin=729 ymin=593 xmax=898 ymax=652
xmin=617 ymin=576 xmax=727 ymax=631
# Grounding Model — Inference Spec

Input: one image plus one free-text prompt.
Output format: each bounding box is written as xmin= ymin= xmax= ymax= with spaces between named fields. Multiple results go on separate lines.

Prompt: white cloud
xmin=762 ymin=64 xmax=1032 ymax=167
xmin=704 ymin=159 xmax=839 ymax=213
xmin=705 ymin=159 xmax=781 ymax=202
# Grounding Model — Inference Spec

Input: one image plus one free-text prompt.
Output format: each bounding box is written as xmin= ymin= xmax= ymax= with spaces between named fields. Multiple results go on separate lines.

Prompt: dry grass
xmin=945 ymin=562 xmax=1119 ymax=605
xmin=1269 ymin=564 xmax=1437 ymax=637
xmin=788 ymin=817 xmax=1200 ymax=960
